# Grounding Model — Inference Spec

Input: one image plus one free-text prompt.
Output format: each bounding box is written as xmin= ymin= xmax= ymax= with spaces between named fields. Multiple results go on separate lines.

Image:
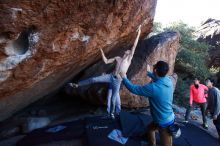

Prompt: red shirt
xmin=189 ymin=84 xmax=208 ymax=105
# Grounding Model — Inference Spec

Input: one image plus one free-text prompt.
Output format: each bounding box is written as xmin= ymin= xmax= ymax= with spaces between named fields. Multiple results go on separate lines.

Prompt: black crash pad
xmin=16 ymin=112 xmax=220 ymax=146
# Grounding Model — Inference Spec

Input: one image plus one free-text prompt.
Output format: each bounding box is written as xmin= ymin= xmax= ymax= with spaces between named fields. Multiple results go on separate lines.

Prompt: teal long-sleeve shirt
xmin=122 ymin=74 xmax=175 ymax=125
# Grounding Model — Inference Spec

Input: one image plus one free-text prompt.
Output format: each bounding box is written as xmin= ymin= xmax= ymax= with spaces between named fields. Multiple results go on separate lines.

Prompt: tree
xmin=153 ymin=21 xmax=211 ymax=106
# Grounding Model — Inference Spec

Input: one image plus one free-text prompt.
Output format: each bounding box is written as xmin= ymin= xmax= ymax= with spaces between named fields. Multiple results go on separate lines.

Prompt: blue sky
xmin=154 ymin=0 xmax=220 ymax=27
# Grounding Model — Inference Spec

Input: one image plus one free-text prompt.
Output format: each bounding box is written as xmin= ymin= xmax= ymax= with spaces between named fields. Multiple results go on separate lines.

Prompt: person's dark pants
xmin=185 ymin=102 xmax=207 ymax=125
xmin=146 ymin=122 xmax=172 ymax=146
xmin=213 ymin=114 xmax=220 ymax=139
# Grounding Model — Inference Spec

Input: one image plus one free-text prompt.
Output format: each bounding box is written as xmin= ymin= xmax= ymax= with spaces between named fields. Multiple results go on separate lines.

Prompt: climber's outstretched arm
xmin=100 ymin=49 xmax=119 ymax=64
xmin=129 ymin=25 xmax=142 ymax=60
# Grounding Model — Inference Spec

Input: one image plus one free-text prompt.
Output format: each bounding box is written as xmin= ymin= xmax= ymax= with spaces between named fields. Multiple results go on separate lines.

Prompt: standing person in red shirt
xmin=184 ymin=78 xmax=209 ymax=129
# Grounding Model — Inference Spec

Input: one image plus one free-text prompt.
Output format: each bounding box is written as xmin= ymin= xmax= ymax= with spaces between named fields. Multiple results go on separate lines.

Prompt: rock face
xmin=71 ymin=31 xmax=180 ymax=108
xmin=197 ymin=18 xmax=220 ymax=67
xmin=197 ymin=18 xmax=220 ymax=83
xmin=0 ymin=0 xmax=157 ymax=121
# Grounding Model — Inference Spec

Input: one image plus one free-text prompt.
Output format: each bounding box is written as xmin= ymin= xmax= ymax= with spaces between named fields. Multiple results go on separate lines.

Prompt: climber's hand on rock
xmin=142 ymin=19 xmax=147 ymax=25
xmin=136 ymin=24 xmax=142 ymax=32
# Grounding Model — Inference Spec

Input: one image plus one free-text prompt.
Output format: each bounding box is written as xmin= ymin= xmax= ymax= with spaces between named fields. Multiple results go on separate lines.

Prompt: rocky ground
xmin=0 ymin=95 xmax=219 ymax=146
xmin=173 ymin=104 xmax=218 ymax=138
xmin=0 ymin=91 xmax=123 ymax=146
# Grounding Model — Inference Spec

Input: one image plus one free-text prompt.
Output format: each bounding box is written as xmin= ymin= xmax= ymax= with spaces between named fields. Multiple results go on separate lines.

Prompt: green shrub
xmin=173 ymin=75 xmax=190 ymax=107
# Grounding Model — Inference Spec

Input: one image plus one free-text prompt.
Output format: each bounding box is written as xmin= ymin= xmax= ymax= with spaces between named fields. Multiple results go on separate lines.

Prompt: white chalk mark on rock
xmin=80 ymin=35 xmax=90 ymax=43
xmin=70 ymin=32 xmax=90 ymax=43
xmin=29 ymin=32 xmax=40 ymax=44
xmin=70 ymin=32 xmax=80 ymax=41
xmin=10 ymin=7 xmax=22 ymax=19
xmin=0 ymin=71 xmax=11 ymax=82
xmin=0 ymin=32 xmax=39 ymax=71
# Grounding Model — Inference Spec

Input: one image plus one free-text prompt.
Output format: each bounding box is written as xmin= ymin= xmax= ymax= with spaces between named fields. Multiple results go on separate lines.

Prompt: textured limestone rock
xmin=71 ymin=31 xmax=180 ymax=108
xmin=0 ymin=0 xmax=157 ymax=121
xmin=197 ymin=18 xmax=220 ymax=84
xmin=197 ymin=18 xmax=220 ymax=67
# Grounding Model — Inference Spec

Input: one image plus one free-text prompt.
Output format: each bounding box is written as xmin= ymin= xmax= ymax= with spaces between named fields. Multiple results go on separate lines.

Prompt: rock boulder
xmin=197 ymin=18 xmax=220 ymax=84
xmin=71 ymin=31 xmax=180 ymax=108
xmin=0 ymin=0 xmax=157 ymax=121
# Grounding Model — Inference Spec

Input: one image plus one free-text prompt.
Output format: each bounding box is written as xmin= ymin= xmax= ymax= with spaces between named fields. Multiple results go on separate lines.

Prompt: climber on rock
xmin=69 ymin=24 xmax=142 ymax=118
